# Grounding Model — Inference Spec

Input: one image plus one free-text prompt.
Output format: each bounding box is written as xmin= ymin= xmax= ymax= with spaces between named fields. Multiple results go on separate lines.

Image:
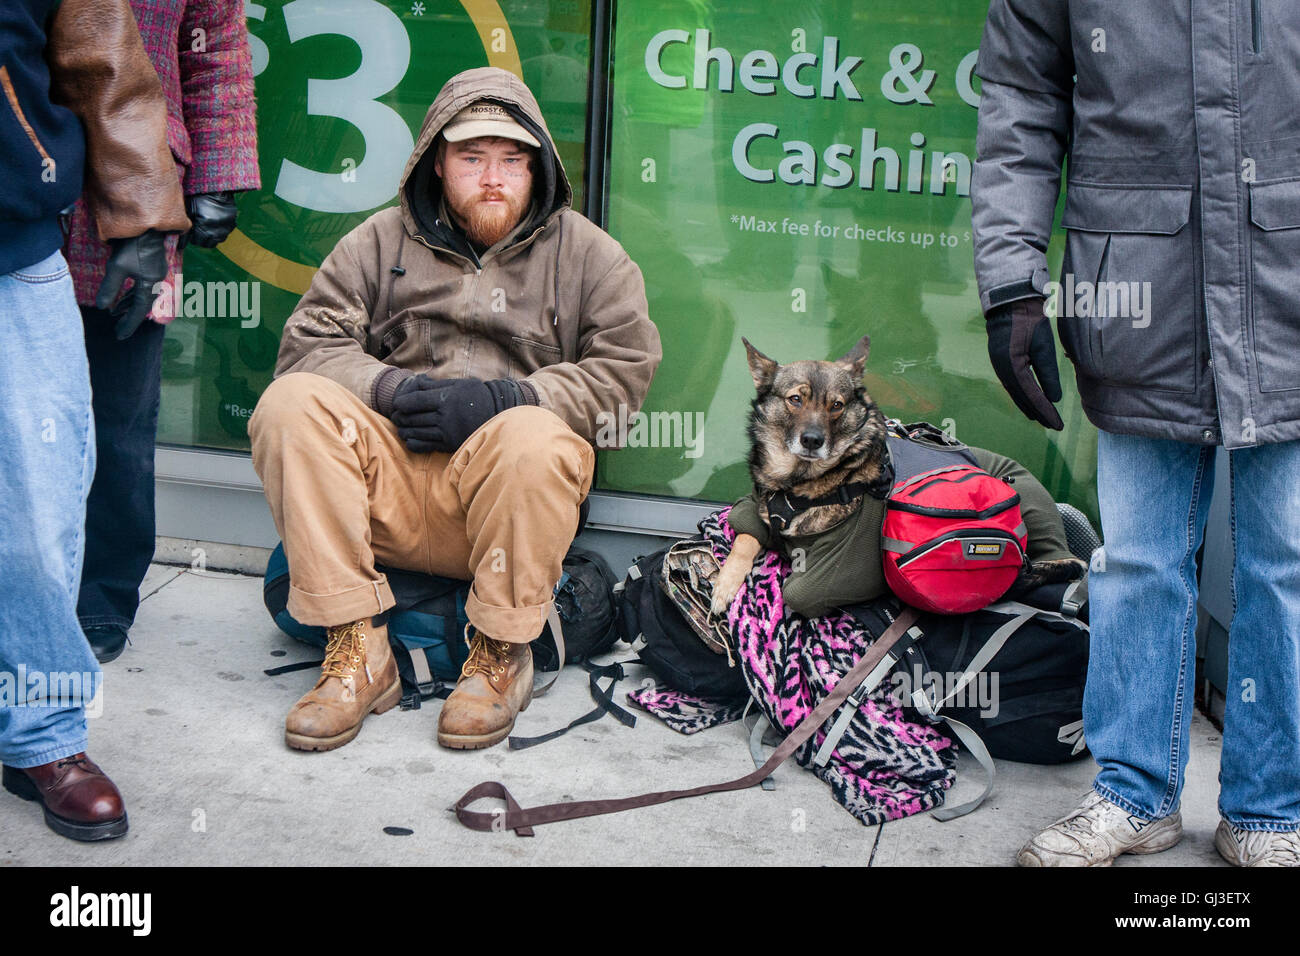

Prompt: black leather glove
xmin=95 ymin=228 xmax=171 ymax=341
xmin=183 ymin=191 xmax=238 ymax=248
xmin=986 ymin=297 xmax=1063 ymax=430
xmin=391 ymin=376 xmax=526 ymax=453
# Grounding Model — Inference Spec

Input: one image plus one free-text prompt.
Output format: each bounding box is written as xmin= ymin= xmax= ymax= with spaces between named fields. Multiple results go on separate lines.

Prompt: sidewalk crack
xmin=139 ymin=569 xmax=187 ymax=603
xmin=868 ymin=822 xmax=885 ymax=867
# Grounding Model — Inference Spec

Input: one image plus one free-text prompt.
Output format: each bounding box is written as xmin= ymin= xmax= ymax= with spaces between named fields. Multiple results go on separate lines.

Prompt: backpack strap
xmin=508 ymin=660 xmax=636 ymax=750
xmin=904 ymin=605 xmax=1045 ymax=821
xmin=920 ymin=712 xmax=997 ymax=822
xmin=1057 ymin=718 xmax=1087 ymax=756
xmin=1060 ymin=578 xmax=1087 ymax=617
xmin=388 ymin=636 xmax=453 ymax=710
xmin=743 ymin=704 xmax=777 ymax=791
xmin=451 ymin=606 xmax=920 ymax=835
xmin=531 ymin=603 xmax=566 ymax=696
xmin=812 ymin=622 xmax=926 ymax=767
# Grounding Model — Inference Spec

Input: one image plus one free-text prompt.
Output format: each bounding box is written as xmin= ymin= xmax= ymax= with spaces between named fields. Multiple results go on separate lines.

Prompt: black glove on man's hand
xmin=986 ymin=297 xmax=1064 ymax=431
xmin=183 ymin=191 xmax=238 ymax=248
xmin=95 ymin=228 xmax=171 ymax=341
xmin=391 ymin=376 xmax=526 ymax=453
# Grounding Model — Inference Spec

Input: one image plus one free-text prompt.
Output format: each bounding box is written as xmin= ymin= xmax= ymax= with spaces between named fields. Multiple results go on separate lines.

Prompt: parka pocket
xmin=1248 ymin=177 xmax=1300 ymax=392
xmin=1059 ymin=183 xmax=1197 ymax=392
xmin=508 ymin=335 xmax=562 ymax=378
xmin=1057 ymin=229 xmax=1106 ymax=379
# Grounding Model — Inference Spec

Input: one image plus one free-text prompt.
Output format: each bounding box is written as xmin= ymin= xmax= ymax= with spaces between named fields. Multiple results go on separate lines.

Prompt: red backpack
xmin=881 ymin=424 xmax=1027 ymax=614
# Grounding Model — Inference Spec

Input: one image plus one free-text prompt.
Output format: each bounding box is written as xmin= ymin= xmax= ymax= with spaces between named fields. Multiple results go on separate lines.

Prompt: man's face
xmin=435 ymin=136 xmax=535 ymax=248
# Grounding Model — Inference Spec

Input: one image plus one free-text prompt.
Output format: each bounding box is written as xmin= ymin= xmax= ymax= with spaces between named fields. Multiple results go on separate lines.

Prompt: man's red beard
xmin=449 ymin=189 xmax=529 ymax=248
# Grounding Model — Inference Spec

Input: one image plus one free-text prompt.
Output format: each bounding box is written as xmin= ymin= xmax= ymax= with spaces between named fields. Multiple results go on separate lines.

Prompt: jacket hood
xmin=399 ymin=67 xmax=573 ymax=250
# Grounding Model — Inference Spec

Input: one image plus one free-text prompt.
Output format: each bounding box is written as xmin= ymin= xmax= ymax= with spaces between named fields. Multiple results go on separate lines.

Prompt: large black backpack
xmin=815 ymin=578 xmax=1089 ymax=818
xmin=908 ymin=581 xmax=1089 ymax=765
xmin=531 ymin=545 xmax=621 ymax=671
xmin=615 ymin=548 xmax=748 ymax=700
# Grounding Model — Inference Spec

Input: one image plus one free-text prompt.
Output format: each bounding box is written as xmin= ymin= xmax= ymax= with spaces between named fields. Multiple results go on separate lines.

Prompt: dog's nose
xmin=800 ymin=430 xmax=824 ymax=451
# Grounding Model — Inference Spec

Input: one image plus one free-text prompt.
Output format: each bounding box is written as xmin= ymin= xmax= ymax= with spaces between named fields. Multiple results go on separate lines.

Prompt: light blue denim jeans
xmin=0 ymin=250 xmax=101 ymax=769
xmin=1086 ymin=429 xmax=1300 ymax=831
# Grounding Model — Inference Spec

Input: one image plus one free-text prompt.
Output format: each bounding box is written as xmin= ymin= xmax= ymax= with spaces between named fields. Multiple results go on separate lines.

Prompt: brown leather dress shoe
xmin=436 ymin=627 xmax=533 ymax=750
xmin=2 ymin=753 xmax=128 ymax=842
xmin=285 ymin=616 xmax=402 ymax=751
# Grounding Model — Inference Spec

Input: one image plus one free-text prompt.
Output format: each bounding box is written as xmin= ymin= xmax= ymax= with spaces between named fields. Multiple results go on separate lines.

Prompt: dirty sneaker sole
xmin=1018 ymin=815 xmax=1183 ymax=867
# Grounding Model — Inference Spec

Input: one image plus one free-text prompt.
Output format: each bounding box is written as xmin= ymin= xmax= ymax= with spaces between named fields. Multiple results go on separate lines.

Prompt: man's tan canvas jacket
xmin=274 ymin=67 xmax=661 ymax=442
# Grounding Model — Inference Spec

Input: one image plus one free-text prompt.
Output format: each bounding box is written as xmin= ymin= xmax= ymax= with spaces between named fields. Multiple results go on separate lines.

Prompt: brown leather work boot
xmin=3 ymin=753 xmax=128 ymax=842
xmin=285 ymin=616 xmax=401 ymax=751
xmin=436 ymin=626 xmax=533 ymax=750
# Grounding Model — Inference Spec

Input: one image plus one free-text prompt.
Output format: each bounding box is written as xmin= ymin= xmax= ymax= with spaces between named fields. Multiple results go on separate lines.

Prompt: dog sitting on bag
xmin=711 ymin=335 xmax=1085 ymax=620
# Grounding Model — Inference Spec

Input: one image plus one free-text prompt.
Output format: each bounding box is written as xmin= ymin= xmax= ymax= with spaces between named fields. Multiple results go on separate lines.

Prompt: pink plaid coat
xmin=66 ymin=0 xmax=260 ymax=315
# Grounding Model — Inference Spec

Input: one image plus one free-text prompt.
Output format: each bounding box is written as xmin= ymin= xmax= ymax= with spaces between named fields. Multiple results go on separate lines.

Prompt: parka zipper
xmin=1251 ymin=0 xmax=1263 ymax=54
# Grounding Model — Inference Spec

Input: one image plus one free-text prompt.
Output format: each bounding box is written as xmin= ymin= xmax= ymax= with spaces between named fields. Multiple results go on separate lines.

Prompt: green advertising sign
xmin=158 ymin=0 xmax=592 ymax=449
xmin=160 ymin=1 xmax=1096 ymax=528
xmin=601 ymin=1 xmax=1096 ymax=525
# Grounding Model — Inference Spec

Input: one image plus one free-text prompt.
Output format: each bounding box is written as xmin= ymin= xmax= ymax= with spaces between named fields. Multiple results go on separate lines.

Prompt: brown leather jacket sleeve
xmin=46 ymin=0 xmax=190 ymax=240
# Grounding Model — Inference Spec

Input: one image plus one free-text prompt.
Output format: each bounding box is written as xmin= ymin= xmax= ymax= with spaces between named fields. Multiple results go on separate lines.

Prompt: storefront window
xmin=161 ymin=0 xmax=1096 ymax=528
xmin=600 ymin=1 xmax=1095 ymax=524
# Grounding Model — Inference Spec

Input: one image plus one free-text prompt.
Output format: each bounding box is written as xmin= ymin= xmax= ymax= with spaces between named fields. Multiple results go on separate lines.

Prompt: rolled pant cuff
xmin=5 ymin=738 xmax=90 ymax=770
xmin=466 ymin=585 xmax=549 ymax=643
xmin=287 ymin=576 xmax=396 ymax=628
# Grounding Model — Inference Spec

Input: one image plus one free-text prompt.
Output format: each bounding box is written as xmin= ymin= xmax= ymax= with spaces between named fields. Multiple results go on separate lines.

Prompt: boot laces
xmin=322 ymin=621 xmax=367 ymax=681
xmin=461 ymin=628 xmax=511 ymax=684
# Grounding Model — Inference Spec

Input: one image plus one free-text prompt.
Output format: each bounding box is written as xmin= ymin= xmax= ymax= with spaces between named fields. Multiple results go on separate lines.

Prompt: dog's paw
xmin=710 ymin=561 xmax=748 ymax=617
xmin=1009 ymin=556 xmax=1087 ymax=596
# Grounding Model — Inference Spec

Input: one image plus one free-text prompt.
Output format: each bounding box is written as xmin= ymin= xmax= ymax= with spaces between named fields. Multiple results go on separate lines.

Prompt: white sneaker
xmin=1214 ymin=819 xmax=1300 ymax=867
xmin=1017 ymin=791 xmax=1183 ymax=866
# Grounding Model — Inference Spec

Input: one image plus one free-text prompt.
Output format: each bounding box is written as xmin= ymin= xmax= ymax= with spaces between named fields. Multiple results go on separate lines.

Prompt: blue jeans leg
xmin=1219 ymin=441 xmax=1300 ymax=830
xmin=0 ymin=251 xmax=101 ymax=768
xmin=1085 ymin=429 xmax=1215 ymax=819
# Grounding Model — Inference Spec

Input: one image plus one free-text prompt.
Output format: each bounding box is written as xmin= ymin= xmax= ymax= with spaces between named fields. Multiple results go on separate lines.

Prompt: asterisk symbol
xmin=730 ymin=214 xmax=739 ymax=223
xmin=411 ymin=1 xmax=425 ymax=14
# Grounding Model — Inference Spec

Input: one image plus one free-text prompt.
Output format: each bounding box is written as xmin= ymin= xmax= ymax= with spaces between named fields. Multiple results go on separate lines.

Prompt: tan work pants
xmin=248 ymin=372 xmax=594 ymax=642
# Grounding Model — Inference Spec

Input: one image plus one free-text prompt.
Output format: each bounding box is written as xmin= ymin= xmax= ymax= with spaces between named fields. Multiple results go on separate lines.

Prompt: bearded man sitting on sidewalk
xmin=250 ymin=67 xmax=661 ymax=752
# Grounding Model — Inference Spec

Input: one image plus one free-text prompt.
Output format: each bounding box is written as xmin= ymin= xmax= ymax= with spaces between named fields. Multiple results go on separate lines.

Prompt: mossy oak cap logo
xmin=443 ymin=101 xmax=540 ymax=147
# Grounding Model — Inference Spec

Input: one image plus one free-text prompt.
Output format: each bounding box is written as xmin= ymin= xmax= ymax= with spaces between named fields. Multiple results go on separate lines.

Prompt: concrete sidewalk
xmin=2 ymin=564 xmax=1230 ymax=867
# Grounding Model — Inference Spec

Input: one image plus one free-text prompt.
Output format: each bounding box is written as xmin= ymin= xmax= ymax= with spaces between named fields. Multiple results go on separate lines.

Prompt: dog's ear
xmin=742 ymin=337 xmax=779 ymax=392
xmin=834 ymin=334 xmax=871 ymax=381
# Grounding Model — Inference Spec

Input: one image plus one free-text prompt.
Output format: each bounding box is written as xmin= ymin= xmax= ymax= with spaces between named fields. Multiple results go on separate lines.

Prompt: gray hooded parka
xmin=972 ymin=0 xmax=1300 ymax=449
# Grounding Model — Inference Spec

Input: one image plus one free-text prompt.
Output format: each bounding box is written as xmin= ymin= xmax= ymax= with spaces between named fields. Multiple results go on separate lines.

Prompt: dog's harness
xmin=763 ymin=420 xmax=964 ymax=535
xmin=765 ymin=481 xmax=878 ymax=534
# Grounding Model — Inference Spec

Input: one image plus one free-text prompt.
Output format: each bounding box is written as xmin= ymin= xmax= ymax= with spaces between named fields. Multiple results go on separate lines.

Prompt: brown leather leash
xmin=451 ymin=606 xmax=921 ymax=836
